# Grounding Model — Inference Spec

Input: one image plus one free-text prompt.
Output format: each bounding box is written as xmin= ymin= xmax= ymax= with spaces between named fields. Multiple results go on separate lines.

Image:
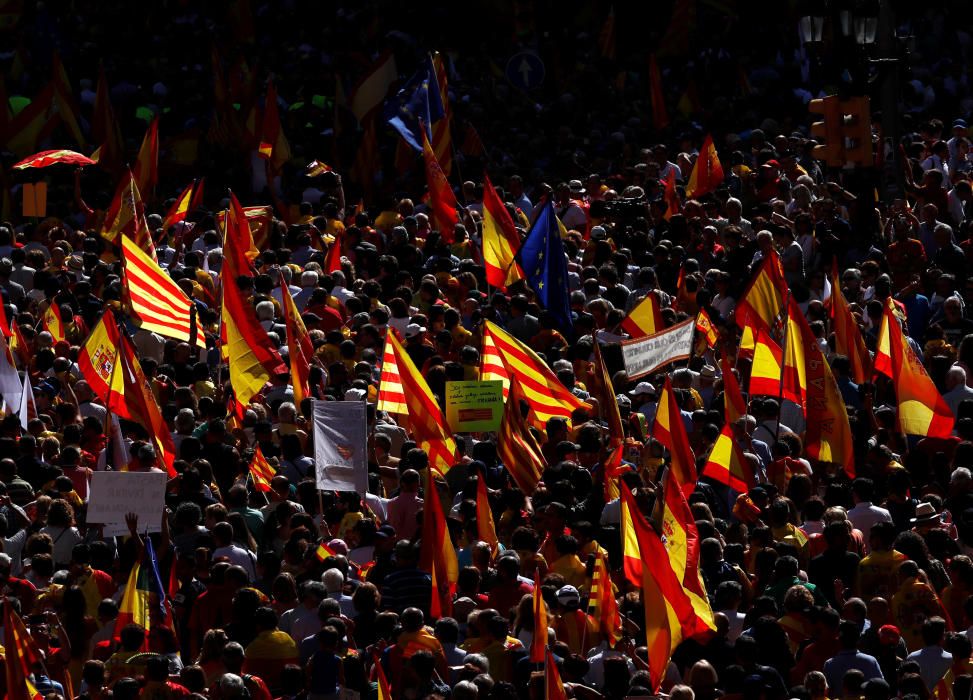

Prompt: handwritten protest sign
xmin=620 ymin=318 xmax=695 ymax=379
xmin=87 ymin=471 xmax=167 ymax=536
xmin=446 ymin=380 xmax=504 ymax=432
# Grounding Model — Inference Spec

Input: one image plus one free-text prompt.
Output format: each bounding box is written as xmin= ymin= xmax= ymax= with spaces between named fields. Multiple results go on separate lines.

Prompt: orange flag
xmin=685 ymin=134 xmax=724 ymax=198
xmin=590 ymin=341 xmax=624 ymax=446
xmin=875 ymin=299 xmax=954 ymax=439
xmin=622 ymin=292 xmax=664 ymax=339
xmin=529 ymin=568 xmax=548 ymax=662
xmin=662 ymin=168 xmax=680 ymax=221
xmin=258 ymin=79 xmax=292 ymax=175
xmin=475 ymin=473 xmax=499 ymax=555
xmin=430 ymin=52 xmax=453 ymax=177
xmin=133 ymin=115 xmax=159 ymax=194
xmin=420 ymin=468 xmax=458 ymax=618
xmin=279 ymin=274 xmax=312 ymax=406
xmin=652 ymin=376 xmax=697 ymax=495
xmin=803 ymin=331 xmax=856 ymax=477
xmin=545 ymin=649 xmax=568 ymax=700
xmin=648 ymin=54 xmax=669 ymax=130
xmin=4 ymin=599 xmax=43 ymax=700
xmin=704 ymin=358 xmax=753 ymax=492
xmin=830 ymin=262 xmax=871 ymax=384
xmin=161 ymin=179 xmax=204 ymax=232
xmin=421 ymin=126 xmax=460 ymax=241
xmin=720 ymin=357 xmax=747 ymax=425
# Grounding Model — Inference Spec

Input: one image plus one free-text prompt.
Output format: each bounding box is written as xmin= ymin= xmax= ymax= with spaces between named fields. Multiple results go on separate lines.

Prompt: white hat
xmin=404 ymin=323 xmax=426 ymax=339
xmin=631 ymin=382 xmax=656 ymax=397
xmin=344 ymin=388 xmax=367 ymax=402
xmin=556 ymin=585 xmax=580 ymax=606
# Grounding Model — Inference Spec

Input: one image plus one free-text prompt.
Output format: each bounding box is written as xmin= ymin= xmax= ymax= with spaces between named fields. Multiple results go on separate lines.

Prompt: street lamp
xmin=854 ymin=0 xmax=880 ymax=46
xmin=799 ymin=0 xmax=827 ymax=44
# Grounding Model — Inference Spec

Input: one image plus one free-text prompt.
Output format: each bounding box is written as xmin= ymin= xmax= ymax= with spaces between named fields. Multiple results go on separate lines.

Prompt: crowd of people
xmin=6 ymin=4 xmax=973 ymax=700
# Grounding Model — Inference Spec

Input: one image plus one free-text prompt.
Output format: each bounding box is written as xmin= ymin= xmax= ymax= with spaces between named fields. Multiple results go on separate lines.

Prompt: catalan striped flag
xmin=875 ymin=298 xmax=954 ymax=439
xmin=480 ymin=320 xmax=588 ymax=430
xmin=133 ymin=115 xmax=159 ymax=194
xmin=420 ymin=468 xmax=458 ymax=618
xmin=102 ymin=169 xmax=157 ymax=260
xmin=482 ymin=174 xmax=524 ymax=289
xmin=830 ymin=261 xmax=871 ymax=384
xmin=475 ymin=473 xmax=499 ymax=555
xmin=622 ymin=292 xmax=664 ymax=339
xmin=497 ymin=382 xmax=546 ymax=495
xmin=3 ymin=599 xmax=43 ymax=700
xmin=376 ymin=331 xmax=458 ymax=474
xmin=530 ymin=567 xmax=548 ymax=662
xmin=161 ymin=179 xmax=205 ymax=232
xmin=121 ymin=235 xmax=205 ymax=346
xmin=652 ymin=376 xmax=697 ymax=496
xmin=279 ymin=274 xmax=312 ymax=406
xmin=249 ymin=445 xmax=276 ymax=492
xmin=430 ymin=52 xmax=453 ymax=177
xmin=258 ymin=80 xmax=291 ymax=175
xmin=587 ymin=553 xmax=622 ymax=647
xmin=41 ymin=302 xmax=65 ymax=342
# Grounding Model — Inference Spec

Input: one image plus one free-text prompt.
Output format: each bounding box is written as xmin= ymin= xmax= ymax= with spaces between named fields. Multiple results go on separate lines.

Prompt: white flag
xmin=313 ymin=400 xmax=367 ymax=494
xmin=0 ymin=336 xmax=22 ymax=416
xmin=18 ymin=374 xmax=35 ymax=431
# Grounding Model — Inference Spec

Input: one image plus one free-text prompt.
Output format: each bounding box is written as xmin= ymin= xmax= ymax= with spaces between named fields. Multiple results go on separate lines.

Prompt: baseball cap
xmin=630 ymin=382 xmax=656 ymax=397
xmin=556 ymin=585 xmax=580 ymax=606
xmin=404 ymin=323 xmax=426 ymax=339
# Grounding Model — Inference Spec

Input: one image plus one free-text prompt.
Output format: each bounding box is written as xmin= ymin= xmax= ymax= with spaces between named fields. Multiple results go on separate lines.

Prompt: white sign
xmin=621 ymin=318 xmax=695 ymax=379
xmin=88 ymin=471 xmax=167 ymax=537
xmin=313 ymin=400 xmax=368 ymax=494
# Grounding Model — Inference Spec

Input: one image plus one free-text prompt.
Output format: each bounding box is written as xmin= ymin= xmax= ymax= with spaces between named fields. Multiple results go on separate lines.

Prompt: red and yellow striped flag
xmin=249 ymin=445 xmax=276 ymax=492
xmin=102 ymin=169 xmax=156 ymax=260
xmin=497 ymin=382 xmax=547 ymax=495
xmin=41 ymin=302 xmax=64 ymax=342
xmin=875 ymin=299 xmax=954 ymax=439
xmin=4 ymin=599 xmax=43 ymax=700
xmin=377 ymin=331 xmax=458 ymax=474
xmin=830 ymin=262 xmax=871 ymax=384
xmin=279 ymin=274 xmax=312 ymax=406
xmin=133 ymin=115 xmax=159 ymax=194
xmin=475 ymin=473 xmax=498 ymax=555
xmin=622 ymin=292 xmax=663 ymax=339
xmin=588 ymin=553 xmax=622 ymax=647
xmin=430 ymin=52 xmax=453 ymax=177
xmin=481 ymin=320 xmax=588 ymax=429
xmin=258 ymin=80 xmax=291 ymax=175
xmin=121 ymin=234 xmax=205 ymax=346
xmin=530 ymin=567 xmax=548 ymax=662
xmin=652 ymin=376 xmax=697 ymax=495
xmin=482 ymin=174 xmax=524 ymax=289
xmin=420 ymin=468 xmax=458 ymax=618
xmin=161 ymin=179 xmax=205 ymax=232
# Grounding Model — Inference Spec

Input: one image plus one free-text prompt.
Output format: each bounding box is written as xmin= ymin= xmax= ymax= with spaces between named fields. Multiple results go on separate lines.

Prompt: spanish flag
xmin=161 ymin=179 xmax=204 ymax=232
xmin=704 ymin=358 xmax=753 ymax=492
xmin=695 ymin=308 xmax=719 ymax=353
xmin=748 ymin=301 xmax=806 ymax=409
xmin=830 ymin=262 xmax=871 ymax=384
xmin=545 ymin=649 xmax=568 ymax=700
xmin=497 ymin=381 xmax=546 ymax=495
xmin=736 ymin=252 xmax=786 ymax=353
xmin=113 ymin=538 xmax=167 ymax=646
xmin=685 ymin=134 xmax=724 ymax=199
xmin=652 ymin=376 xmax=697 ymax=495
xmin=377 ymin=331 xmax=458 ymax=474
xmin=78 ymin=312 xmax=122 ymax=402
xmin=3 ymin=599 xmax=43 ymax=700
xmin=133 ymin=115 xmax=159 ymax=195
xmin=421 ymin=126 xmax=459 ymax=241
xmin=621 ymin=292 xmax=663 ymax=339
xmin=41 ymin=302 xmax=65 ymax=342
xmin=875 ymin=299 xmax=954 ymax=439
xmin=249 ymin=445 xmax=276 ymax=492
xmin=279 ymin=273 xmax=312 ymax=406
xmin=482 ymin=174 xmax=524 ymax=289
xmin=420 ymin=468 xmax=458 ymax=618
xmin=481 ymin=320 xmax=589 ymax=429
xmin=475 ymin=473 xmax=499 ymax=555
xmin=102 ymin=169 xmax=157 ymax=260
xmin=258 ymin=79 xmax=291 ymax=175
xmin=720 ymin=357 xmax=747 ymax=425
xmin=530 ymin=567 xmax=548 ymax=662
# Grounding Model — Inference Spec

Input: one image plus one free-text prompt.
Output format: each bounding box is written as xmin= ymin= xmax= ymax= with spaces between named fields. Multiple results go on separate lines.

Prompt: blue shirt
xmin=823 ymin=649 xmax=883 ymax=691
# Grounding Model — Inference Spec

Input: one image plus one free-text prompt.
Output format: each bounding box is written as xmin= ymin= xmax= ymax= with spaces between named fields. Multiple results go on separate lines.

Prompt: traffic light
xmin=809 ymin=96 xmax=844 ymax=167
xmin=841 ymin=96 xmax=873 ymax=166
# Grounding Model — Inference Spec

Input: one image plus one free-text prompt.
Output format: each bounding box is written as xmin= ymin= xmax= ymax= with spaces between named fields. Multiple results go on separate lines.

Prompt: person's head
xmin=921 ymin=616 xmax=948 ymax=647
xmin=838 ymin=619 xmax=861 ymax=650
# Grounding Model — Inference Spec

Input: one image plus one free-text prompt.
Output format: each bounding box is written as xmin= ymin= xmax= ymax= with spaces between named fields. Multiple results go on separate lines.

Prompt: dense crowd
xmin=6 ymin=4 xmax=973 ymax=700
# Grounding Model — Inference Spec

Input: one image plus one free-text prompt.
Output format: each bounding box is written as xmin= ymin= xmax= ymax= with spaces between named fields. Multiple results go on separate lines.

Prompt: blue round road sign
xmin=506 ymin=52 xmax=545 ymax=91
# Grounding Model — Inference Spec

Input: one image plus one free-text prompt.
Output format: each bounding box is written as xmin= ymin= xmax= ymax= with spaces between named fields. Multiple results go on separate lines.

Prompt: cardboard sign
xmin=87 ymin=470 xmax=167 ymax=537
xmin=446 ymin=380 xmax=504 ymax=432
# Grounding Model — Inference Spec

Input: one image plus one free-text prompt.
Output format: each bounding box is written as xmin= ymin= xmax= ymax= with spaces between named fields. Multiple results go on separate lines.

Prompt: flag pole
xmin=775 ymin=291 xmax=792 ymax=442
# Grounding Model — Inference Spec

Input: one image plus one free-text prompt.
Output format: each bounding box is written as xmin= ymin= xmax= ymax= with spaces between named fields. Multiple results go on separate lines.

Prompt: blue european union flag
xmin=518 ymin=201 xmax=572 ymax=336
xmin=384 ymin=55 xmax=445 ymax=152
